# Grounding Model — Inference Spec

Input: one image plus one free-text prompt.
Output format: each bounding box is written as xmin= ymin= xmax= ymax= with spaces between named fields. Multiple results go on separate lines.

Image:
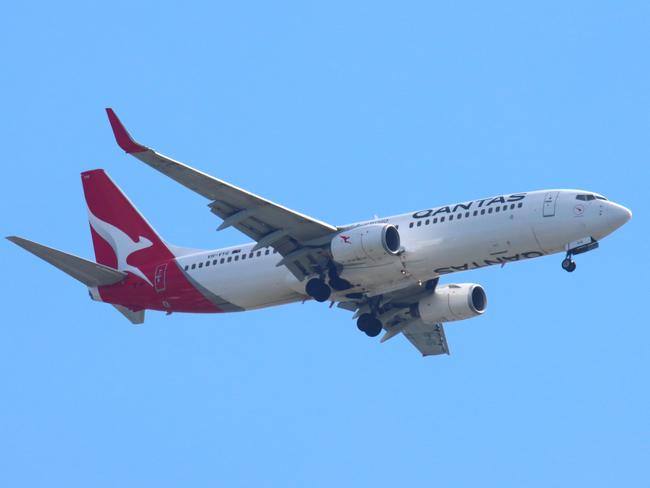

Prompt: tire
xmin=364 ymin=317 xmax=383 ymax=338
xmin=306 ymin=278 xmax=331 ymax=302
xmin=357 ymin=313 xmax=373 ymax=332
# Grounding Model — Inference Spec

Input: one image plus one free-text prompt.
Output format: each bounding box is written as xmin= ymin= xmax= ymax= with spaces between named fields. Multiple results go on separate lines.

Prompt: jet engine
xmin=413 ymin=283 xmax=487 ymax=324
xmin=330 ymin=224 xmax=401 ymax=266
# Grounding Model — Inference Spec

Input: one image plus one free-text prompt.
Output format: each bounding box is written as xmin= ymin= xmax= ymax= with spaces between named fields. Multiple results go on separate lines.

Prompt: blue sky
xmin=1 ymin=1 xmax=648 ymax=486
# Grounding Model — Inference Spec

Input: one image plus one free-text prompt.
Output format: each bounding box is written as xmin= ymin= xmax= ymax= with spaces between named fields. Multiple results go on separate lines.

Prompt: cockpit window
xmin=576 ymin=193 xmax=608 ymax=201
xmin=576 ymin=194 xmax=596 ymax=201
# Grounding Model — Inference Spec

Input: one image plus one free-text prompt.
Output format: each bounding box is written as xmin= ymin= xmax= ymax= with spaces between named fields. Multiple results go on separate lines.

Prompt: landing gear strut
xmin=305 ymin=278 xmax=331 ymax=302
xmin=356 ymin=313 xmax=383 ymax=337
xmin=561 ymin=254 xmax=577 ymax=273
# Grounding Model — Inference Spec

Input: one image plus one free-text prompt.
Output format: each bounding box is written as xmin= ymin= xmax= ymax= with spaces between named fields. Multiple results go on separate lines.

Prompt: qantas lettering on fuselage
xmin=412 ymin=193 xmax=527 ymax=219
xmin=434 ymin=250 xmax=544 ymax=275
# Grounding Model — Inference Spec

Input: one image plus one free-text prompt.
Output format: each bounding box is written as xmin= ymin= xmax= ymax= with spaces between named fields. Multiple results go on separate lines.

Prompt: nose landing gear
xmin=561 ymin=254 xmax=577 ymax=273
xmin=561 ymin=237 xmax=599 ymax=273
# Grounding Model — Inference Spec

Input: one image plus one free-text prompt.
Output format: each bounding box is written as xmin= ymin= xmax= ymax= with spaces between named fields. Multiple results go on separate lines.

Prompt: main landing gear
xmin=305 ymin=277 xmax=331 ymax=302
xmin=356 ymin=313 xmax=383 ymax=337
xmin=305 ymin=265 xmax=352 ymax=303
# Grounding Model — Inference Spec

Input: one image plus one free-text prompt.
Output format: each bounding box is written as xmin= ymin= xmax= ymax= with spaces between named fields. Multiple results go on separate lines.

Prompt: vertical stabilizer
xmin=81 ymin=169 xmax=174 ymax=285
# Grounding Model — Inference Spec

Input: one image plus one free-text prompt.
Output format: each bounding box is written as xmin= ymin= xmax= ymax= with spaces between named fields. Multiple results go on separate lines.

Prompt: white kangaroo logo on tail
xmin=88 ymin=209 xmax=153 ymax=285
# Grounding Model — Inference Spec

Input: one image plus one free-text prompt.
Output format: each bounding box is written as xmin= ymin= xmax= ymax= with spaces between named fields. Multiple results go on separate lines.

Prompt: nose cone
xmin=608 ymin=202 xmax=632 ymax=230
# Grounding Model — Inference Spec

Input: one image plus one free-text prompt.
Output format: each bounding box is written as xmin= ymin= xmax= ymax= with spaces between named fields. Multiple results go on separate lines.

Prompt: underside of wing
xmin=106 ymin=108 xmax=339 ymax=280
xmin=338 ymin=278 xmax=451 ymax=357
xmin=401 ymin=321 xmax=449 ymax=356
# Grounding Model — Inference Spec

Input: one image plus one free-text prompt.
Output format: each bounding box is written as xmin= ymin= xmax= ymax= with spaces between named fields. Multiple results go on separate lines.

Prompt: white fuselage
xmin=175 ymin=189 xmax=631 ymax=311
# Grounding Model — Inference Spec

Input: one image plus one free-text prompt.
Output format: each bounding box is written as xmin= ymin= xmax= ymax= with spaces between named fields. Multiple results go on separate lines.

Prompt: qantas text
xmin=412 ymin=193 xmax=527 ymax=219
xmin=434 ymin=250 xmax=544 ymax=275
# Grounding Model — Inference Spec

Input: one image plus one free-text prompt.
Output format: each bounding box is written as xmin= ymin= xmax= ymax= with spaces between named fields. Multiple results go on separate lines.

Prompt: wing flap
xmin=7 ymin=236 xmax=126 ymax=287
xmin=401 ymin=321 xmax=450 ymax=357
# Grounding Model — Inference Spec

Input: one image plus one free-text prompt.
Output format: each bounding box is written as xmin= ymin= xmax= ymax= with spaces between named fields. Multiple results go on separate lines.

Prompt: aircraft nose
xmin=608 ymin=202 xmax=632 ymax=228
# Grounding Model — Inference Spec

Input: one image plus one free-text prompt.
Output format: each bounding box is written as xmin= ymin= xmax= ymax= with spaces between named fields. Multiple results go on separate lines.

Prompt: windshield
xmin=576 ymin=194 xmax=607 ymax=201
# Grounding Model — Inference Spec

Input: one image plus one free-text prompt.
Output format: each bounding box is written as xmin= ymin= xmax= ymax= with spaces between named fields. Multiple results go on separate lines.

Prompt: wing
xmin=400 ymin=321 xmax=449 ymax=356
xmin=105 ymin=108 xmax=339 ymax=280
xmin=339 ymin=279 xmax=450 ymax=357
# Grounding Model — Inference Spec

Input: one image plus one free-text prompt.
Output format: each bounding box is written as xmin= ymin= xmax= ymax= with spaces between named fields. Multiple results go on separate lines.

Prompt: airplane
xmin=7 ymin=109 xmax=633 ymax=356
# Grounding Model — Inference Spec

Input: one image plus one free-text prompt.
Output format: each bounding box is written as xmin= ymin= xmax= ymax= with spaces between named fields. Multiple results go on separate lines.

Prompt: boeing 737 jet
xmin=7 ymin=109 xmax=632 ymax=356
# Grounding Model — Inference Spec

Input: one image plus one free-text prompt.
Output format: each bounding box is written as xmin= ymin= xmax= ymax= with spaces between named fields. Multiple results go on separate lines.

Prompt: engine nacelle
xmin=330 ymin=224 xmax=401 ymax=266
xmin=414 ymin=283 xmax=487 ymax=324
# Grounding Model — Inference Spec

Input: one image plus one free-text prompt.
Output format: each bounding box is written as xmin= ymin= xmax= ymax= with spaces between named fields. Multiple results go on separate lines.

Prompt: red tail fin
xmin=81 ymin=169 xmax=174 ymax=284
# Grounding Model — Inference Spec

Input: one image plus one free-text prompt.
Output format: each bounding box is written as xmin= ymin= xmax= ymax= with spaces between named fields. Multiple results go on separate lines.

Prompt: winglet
xmin=105 ymin=108 xmax=148 ymax=154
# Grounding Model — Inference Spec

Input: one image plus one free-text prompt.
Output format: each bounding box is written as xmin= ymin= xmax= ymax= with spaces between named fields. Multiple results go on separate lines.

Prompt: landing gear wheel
xmin=364 ymin=317 xmax=383 ymax=338
xmin=357 ymin=313 xmax=373 ymax=332
xmin=561 ymin=257 xmax=577 ymax=273
xmin=305 ymin=278 xmax=331 ymax=302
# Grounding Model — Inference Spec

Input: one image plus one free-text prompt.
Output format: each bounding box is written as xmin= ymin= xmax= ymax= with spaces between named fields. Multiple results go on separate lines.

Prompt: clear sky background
xmin=1 ymin=2 xmax=648 ymax=487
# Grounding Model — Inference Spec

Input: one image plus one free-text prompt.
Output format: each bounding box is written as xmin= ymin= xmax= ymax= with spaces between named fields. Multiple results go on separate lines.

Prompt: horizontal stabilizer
xmin=6 ymin=236 xmax=127 ymax=287
xmin=113 ymin=305 xmax=145 ymax=325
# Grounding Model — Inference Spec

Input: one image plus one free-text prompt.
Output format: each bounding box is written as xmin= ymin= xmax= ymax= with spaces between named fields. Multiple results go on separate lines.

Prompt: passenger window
xmin=265 ymin=249 xmax=270 ymax=255
xmin=441 ymin=216 xmax=445 ymax=222
xmin=465 ymin=212 xmax=470 ymax=218
xmin=191 ymin=264 xmax=196 ymax=270
xmin=425 ymin=219 xmax=430 ymax=225
xmin=227 ymin=257 xmax=232 ymax=263
xmin=198 ymin=262 xmax=203 ymax=268
xmin=502 ymin=205 xmax=507 ymax=211
xmin=488 ymin=207 xmax=493 ymax=214
xmin=510 ymin=204 xmax=515 ymax=210
xmin=220 ymin=258 xmax=225 ymax=264
xmin=481 ymin=209 xmax=485 ymax=215
xmin=517 ymin=202 xmax=523 ymax=208
xmin=433 ymin=218 xmax=438 ymax=224
xmin=457 ymin=213 xmax=462 ymax=219
xmin=417 ymin=221 xmax=422 ymax=227
xmin=257 ymin=251 xmax=261 ymax=257
xmin=206 ymin=261 xmax=210 ymax=266
xmin=473 ymin=210 xmax=478 ymax=216
xmin=249 ymin=253 xmax=253 ymax=258
xmin=449 ymin=215 xmax=454 ymax=221
xmin=242 ymin=254 xmax=246 ymax=260
xmin=235 ymin=255 xmax=239 ymax=261
xmin=409 ymin=222 xmax=414 ymax=228
xmin=213 ymin=260 xmax=218 ymax=265
xmin=495 ymin=206 xmax=500 ymax=212
xmin=184 ymin=265 xmax=189 ymax=271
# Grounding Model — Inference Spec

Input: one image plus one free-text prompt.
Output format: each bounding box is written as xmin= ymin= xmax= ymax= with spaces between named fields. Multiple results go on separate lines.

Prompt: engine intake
xmin=414 ymin=283 xmax=487 ymax=324
xmin=331 ymin=224 xmax=401 ymax=266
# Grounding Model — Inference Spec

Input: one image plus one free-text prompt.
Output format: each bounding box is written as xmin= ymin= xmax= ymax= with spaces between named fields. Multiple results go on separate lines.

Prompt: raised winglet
xmin=105 ymin=108 xmax=148 ymax=154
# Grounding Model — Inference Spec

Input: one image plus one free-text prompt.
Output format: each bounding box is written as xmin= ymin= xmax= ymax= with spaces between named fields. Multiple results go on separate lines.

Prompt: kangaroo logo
xmin=88 ymin=209 xmax=153 ymax=285
xmin=340 ymin=235 xmax=351 ymax=244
